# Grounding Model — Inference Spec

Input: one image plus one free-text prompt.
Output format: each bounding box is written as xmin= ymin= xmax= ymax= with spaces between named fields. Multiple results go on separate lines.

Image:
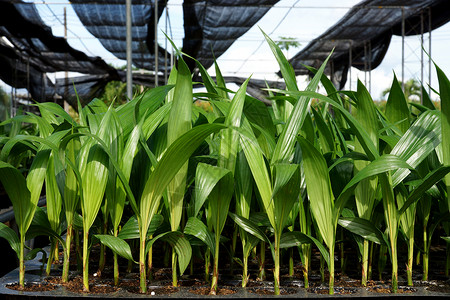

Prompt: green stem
xmin=391 ymin=241 xmax=398 ymax=293
xmin=230 ymin=224 xmax=237 ymax=275
xmin=205 ymin=249 xmax=210 ymax=282
xmin=407 ymin=237 xmax=414 ymax=286
xmin=113 ymin=228 xmax=119 ymax=286
xmin=423 ymin=227 xmax=428 ymax=281
xmin=242 ymin=255 xmax=249 ymax=287
xmin=147 ymin=235 xmax=153 ymax=281
xmin=289 ymin=247 xmax=294 ymax=277
xmin=362 ymin=239 xmax=369 ymax=287
xmin=368 ymin=242 xmax=373 ymax=280
xmin=210 ymin=234 xmax=220 ymax=295
xmin=329 ymin=245 xmax=335 ymax=295
xmin=273 ymin=234 xmax=281 ymax=296
xmin=46 ymin=239 xmax=56 ymax=275
xmin=97 ymin=221 xmax=107 ymax=276
xmin=258 ymin=242 xmax=266 ymax=281
xmin=19 ymin=233 xmax=25 ymax=288
xmin=62 ymin=225 xmax=73 ymax=283
xmin=82 ymin=229 xmax=90 ymax=292
xmin=320 ymin=253 xmax=325 ymax=283
xmin=301 ymin=244 xmax=310 ymax=288
xmin=112 ymin=252 xmax=119 ymax=286
xmin=75 ymin=228 xmax=82 ymax=273
xmin=139 ymin=236 xmax=147 ymax=293
xmin=340 ymin=229 xmax=345 ymax=275
xmin=172 ymin=248 xmax=178 ymax=287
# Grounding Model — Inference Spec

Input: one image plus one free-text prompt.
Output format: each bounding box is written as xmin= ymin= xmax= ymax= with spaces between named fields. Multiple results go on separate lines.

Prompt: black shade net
xmin=2 ymin=0 xmax=450 ymax=106
xmin=70 ymin=0 xmax=170 ymax=72
xmin=182 ymin=0 xmax=280 ymax=72
xmin=0 ymin=0 xmax=121 ymax=103
xmin=287 ymin=0 xmax=450 ymax=89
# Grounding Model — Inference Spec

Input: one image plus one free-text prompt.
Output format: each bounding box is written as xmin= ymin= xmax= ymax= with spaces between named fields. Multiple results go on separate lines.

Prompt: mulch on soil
xmin=188 ymin=286 xmax=237 ymax=295
xmin=7 ymin=282 xmax=57 ymax=292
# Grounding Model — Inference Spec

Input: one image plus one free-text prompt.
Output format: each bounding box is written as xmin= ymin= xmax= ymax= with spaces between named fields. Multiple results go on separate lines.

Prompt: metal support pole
xmin=349 ymin=41 xmax=352 ymax=91
xmin=364 ymin=41 xmax=367 ymax=87
xmin=154 ymin=0 xmax=159 ymax=87
xmin=428 ymin=7 xmax=432 ymax=96
xmin=164 ymin=1 xmax=168 ymax=84
xmin=420 ymin=10 xmax=424 ymax=104
xmin=126 ymin=0 xmax=133 ymax=100
xmin=369 ymin=41 xmax=372 ymax=94
xmin=64 ymin=7 xmax=70 ymax=111
xmin=10 ymin=60 xmax=15 ymax=118
xmin=27 ymin=57 xmax=30 ymax=109
xmin=401 ymin=7 xmax=405 ymax=91
xmin=349 ymin=41 xmax=352 ymax=113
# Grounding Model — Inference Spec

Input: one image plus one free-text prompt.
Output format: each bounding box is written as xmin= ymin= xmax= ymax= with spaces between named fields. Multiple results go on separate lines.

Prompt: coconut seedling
xmin=0 ymin=121 xmax=69 ymax=287
xmin=231 ymin=30 xmax=332 ymax=295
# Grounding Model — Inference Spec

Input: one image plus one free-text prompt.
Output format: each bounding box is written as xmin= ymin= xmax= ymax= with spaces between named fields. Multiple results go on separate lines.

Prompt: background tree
xmin=276 ymin=36 xmax=300 ymax=59
xmin=0 ymin=86 xmax=10 ymax=122
xmin=381 ymin=79 xmax=421 ymax=102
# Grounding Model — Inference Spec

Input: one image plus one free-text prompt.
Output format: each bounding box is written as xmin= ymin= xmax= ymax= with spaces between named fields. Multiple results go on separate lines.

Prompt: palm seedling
xmin=0 ymin=116 xmax=70 ymax=287
xmin=231 ymin=30 xmax=331 ymax=295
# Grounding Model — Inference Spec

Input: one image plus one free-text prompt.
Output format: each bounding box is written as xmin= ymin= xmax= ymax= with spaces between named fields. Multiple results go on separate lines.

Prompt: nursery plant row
xmin=0 ymin=32 xmax=449 ymax=296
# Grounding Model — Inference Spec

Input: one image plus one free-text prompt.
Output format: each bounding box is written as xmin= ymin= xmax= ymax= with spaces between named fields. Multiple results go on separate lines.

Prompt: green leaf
xmin=268 ymin=90 xmax=379 ymax=161
xmin=279 ymin=231 xmax=330 ymax=267
xmin=298 ymin=137 xmax=335 ymax=249
xmin=35 ymin=102 xmax=76 ymax=126
xmin=435 ymin=63 xmax=450 ymax=211
xmin=441 ymin=236 xmax=450 ymax=243
xmin=311 ymin=108 xmax=334 ymax=153
xmin=399 ymin=166 xmax=450 ymax=215
xmin=338 ymin=217 xmax=388 ymax=246
xmin=194 ymin=163 xmax=232 ymax=218
xmin=184 ymin=217 xmax=215 ymax=252
xmin=390 ymin=110 xmax=441 ymax=187
xmin=117 ymin=85 xmax=173 ymax=137
xmin=272 ymin=164 xmax=301 ymax=234
xmin=26 ymin=225 xmax=65 ymax=249
xmin=139 ymin=123 xmax=226 ymax=241
xmin=239 ymin=120 xmax=274 ymax=226
xmin=280 ymin=231 xmax=311 ymax=248
xmin=0 ymin=162 xmax=31 ymax=235
xmin=24 ymin=248 xmax=47 ymax=262
xmin=118 ymin=215 xmax=164 ymax=240
xmin=167 ymin=57 xmax=193 ymax=232
xmin=95 ymin=234 xmax=136 ymax=263
xmin=229 ymin=212 xmax=271 ymax=245
xmin=145 ymin=231 xmax=192 ymax=275
xmin=270 ymin=50 xmax=332 ymax=165
xmin=385 ymin=74 xmax=410 ymax=134
xmin=337 ymin=154 xmax=414 ymax=214
xmin=261 ymin=29 xmax=298 ymax=92
xmin=0 ymin=222 xmax=20 ymax=257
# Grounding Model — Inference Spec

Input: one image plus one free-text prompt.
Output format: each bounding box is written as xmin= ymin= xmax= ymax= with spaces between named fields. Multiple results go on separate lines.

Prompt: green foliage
xmin=1 ymin=32 xmax=450 ymax=296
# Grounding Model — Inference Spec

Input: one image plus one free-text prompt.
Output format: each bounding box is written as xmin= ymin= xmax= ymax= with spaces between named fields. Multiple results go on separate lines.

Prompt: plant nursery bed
xmin=1 ymin=252 xmax=450 ymax=299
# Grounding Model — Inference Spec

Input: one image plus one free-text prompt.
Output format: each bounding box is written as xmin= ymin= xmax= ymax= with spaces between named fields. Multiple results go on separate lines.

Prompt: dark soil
xmin=308 ymin=286 xmax=357 ymax=295
xmin=64 ymin=276 xmax=118 ymax=294
xmin=366 ymin=286 xmax=417 ymax=294
xmin=188 ymin=286 xmax=237 ymax=295
xmin=247 ymin=286 xmax=297 ymax=295
xmin=118 ymin=279 xmax=179 ymax=295
xmin=7 ymin=282 xmax=57 ymax=292
xmin=426 ymin=284 xmax=450 ymax=294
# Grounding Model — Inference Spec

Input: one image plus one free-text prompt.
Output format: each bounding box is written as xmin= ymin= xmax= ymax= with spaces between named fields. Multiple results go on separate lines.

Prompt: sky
xmin=2 ymin=0 xmax=450 ymax=101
